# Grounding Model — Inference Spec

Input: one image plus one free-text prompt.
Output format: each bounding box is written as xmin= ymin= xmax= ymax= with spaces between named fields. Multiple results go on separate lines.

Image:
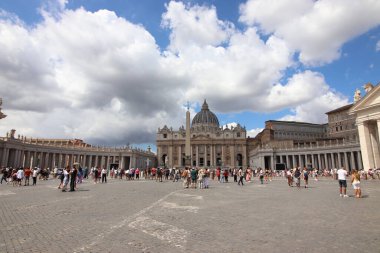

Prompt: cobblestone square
xmin=0 ymin=177 xmax=379 ymax=253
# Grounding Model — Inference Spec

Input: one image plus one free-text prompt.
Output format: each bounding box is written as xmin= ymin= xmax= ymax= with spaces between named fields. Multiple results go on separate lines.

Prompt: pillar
xmin=369 ymin=122 xmax=380 ymax=168
xmin=231 ymin=145 xmax=235 ymax=167
xmin=358 ymin=151 xmax=363 ymax=170
xmin=357 ymin=122 xmax=375 ymax=171
xmin=350 ymin=152 xmax=355 ymax=171
xmin=196 ymin=145 xmax=199 ymax=167
xmin=344 ymin=152 xmax=349 ymax=171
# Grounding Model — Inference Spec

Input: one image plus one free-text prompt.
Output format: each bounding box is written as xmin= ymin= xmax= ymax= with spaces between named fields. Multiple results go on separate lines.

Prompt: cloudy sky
xmin=0 ymin=0 xmax=379 ymax=150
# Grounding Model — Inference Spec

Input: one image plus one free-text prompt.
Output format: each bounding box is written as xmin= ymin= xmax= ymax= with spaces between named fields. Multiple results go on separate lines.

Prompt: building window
xmin=237 ymin=132 xmax=241 ymax=137
xmin=163 ymin=134 xmax=167 ymax=138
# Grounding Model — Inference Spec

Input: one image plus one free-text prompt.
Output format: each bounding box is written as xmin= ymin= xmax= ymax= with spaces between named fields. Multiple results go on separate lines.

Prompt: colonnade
xmin=250 ymin=144 xmax=363 ymax=171
xmin=357 ymin=120 xmax=380 ymax=170
xmin=0 ymin=139 xmax=156 ymax=170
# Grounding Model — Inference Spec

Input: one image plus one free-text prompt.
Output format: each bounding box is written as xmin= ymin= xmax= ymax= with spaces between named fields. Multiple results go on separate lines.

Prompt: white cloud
xmin=279 ymin=90 xmax=349 ymax=123
xmin=0 ymin=7 xmax=187 ymax=145
xmin=376 ymin=40 xmax=380 ymax=51
xmin=240 ymin=0 xmax=380 ymax=65
xmin=162 ymin=1 xmax=234 ymax=53
xmin=0 ymin=1 xmax=356 ymax=145
xmin=247 ymin=128 xmax=263 ymax=138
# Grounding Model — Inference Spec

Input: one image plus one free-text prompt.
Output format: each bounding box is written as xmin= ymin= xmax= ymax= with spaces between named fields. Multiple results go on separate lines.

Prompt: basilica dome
xmin=191 ymin=100 xmax=219 ymax=127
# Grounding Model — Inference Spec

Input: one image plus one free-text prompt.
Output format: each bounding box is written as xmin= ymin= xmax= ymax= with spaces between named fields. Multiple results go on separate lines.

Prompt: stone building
xmin=248 ymin=83 xmax=380 ymax=172
xmin=349 ymin=83 xmax=380 ymax=170
xmin=326 ymin=104 xmax=358 ymax=142
xmin=157 ymin=100 xmax=248 ymax=168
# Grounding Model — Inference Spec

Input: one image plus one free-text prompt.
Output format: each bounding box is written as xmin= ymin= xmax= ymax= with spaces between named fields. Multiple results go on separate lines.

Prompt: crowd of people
xmin=1 ymin=165 xmax=379 ymax=198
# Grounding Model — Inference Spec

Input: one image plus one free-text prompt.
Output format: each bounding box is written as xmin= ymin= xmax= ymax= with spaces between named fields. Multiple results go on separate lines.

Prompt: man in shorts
xmin=337 ymin=167 xmax=348 ymax=197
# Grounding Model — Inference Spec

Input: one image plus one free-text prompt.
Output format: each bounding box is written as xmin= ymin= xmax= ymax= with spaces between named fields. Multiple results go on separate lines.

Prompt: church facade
xmin=156 ymin=100 xmax=248 ymax=168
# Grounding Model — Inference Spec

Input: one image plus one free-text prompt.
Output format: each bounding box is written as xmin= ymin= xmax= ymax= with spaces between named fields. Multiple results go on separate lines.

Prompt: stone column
xmin=350 ymin=152 xmax=356 ymax=171
xmin=369 ymin=122 xmax=380 ymax=168
xmin=243 ymin=145 xmax=247 ymax=168
xmin=358 ymin=151 xmax=363 ymax=170
xmin=94 ymin=156 xmax=98 ymax=168
xmin=168 ymin=146 xmax=173 ymax=168
xmin=45 ymin=153 xmax=49 ymax=169
xmin=58 ymin=154 xmax=63 ymax=168
xmin=196 ymin=145 xmax=199 ymax=167
xmin=221 ymin=144 xmax=226 ymax=166
xmin=229 ymin=145 xmax=234 ymax=167
xmin=2 ymin=148 xmax=9 ymax=167
xmin=25 ymin=151 xmax=31 ymax=168
xmin=178 ymin=145 xmax=181 ymax=167
xmin=357 ymin=122 xmax=374 ymax=171
xmin=318 ymin=154 xmax=322 ymax=170
xmin=344 ymin=152 xmax=349 ymax=171
xmin=210 ymin=145 xmax=213 ymax=167
xmin=337 ymin=153 xmax=342 ymax=168
xmin=204 ymin=145 xmax=207 ymax=167
xmin=292 ymin=155 xmax=295 ymax=168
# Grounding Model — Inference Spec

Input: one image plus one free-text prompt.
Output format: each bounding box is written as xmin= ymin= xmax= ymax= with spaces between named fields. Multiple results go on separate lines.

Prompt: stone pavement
xmin=0 ymin=177 xmax=379 ymax=253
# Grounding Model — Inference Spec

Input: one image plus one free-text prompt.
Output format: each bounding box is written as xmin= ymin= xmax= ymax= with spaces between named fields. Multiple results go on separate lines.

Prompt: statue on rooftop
xmin=0 ymin=98 xmax=6 ymax=120
xmin=363 ymin=82 xmax=374 ymax=93
xmin=354 ymin=89 xmax=361 ymax=103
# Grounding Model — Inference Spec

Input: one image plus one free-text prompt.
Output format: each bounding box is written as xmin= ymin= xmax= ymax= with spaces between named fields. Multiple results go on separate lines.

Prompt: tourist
xmin=190 ymin=167 xmax=197 ymax=188
xmin=11 ymin=168 xmax=17 ymax=186
xmin=32 ymin=167 xmax=38 ymax=186
xmin=24 ymin=167 xmax=31 ymax=186
xmin=70 ymin=166 xmax=77 ymax=192
xmin=62 ymin=166 xmax=70 ymax=192
xmin=198 ymin=168 xmax=205 ymax=189
xmin=135 ymin=167 xmax=140 ymax=180
xmin=294 ymin=168 xmax=301 ymax=188
xmin=16 ymin=168 xmax=24 ymax=186
xmin=1 ymin=167 xmax=8 ymax=184
xmin=286 ymin=169 xmax=293 ymax=187
xmin=238 ymin=167 xmax=244 ymax=186
xmin=94 ymin=167 xmax=99 ymax=183
xmin=314 ymin=168 xmax=319 ymax=181
xmin=233 ymin=168 xmax=238 ymax=182
xmin=337 ymin=167 xmax=348 ymax=197
xmin=303 ymin=168 xmax=309 ymax=188
xmin=58 ymin=170 xmax=64 ymax=189
xmin=351 ymin=170 xmax=361 ymax=198
xmin=204 ymin=168 xmax=210 ymax=189
xmin=216 ymin=168 xmax=221 ymax=182
xmin=77 ymin=166 xmax=83 ymax=184
xmin=182 ymin=167 xmax=190 ymax=188
xmin=246 ymin=168 xmax=252 ymax=182
xmin=259 ymin=169 xmax=264 ymax=184
xmin=101 ymin=167 xmax=107 ymax=183
xmin=223 ymin=169 xmax=229 ymax=183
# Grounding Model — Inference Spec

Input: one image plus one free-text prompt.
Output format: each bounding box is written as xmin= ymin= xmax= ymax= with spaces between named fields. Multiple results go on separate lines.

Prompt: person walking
xmin=0 ymin=167 xmax=8 ymax=184
xmin=62 ymin=166 xmax=70 ymax=192
xmin=101 ymin=167 xmax=107 ymax=183
xmin=351 ymin=170 xmax=361 ymax=198
xmin=303 ymin=168 xmax=309 ymax=188
xmin=259 ymin=169 xmax=264 ymax=184
xmin=337 ymin=167 xmax=348 ymax=197
xmin=238 ymin=167 xmax=244 ymax=186
xmin=69 ymin=166 xmax=77 ymax=192
xmin=294 ymin=168 xmax=301 ymax=188
xmin=190 ymin=167 xmax=198 ymax=188
xmin=24 ymin=167 xmax=31 ymax=186
xmin=32 ymin=167 xmax=38 ymax=186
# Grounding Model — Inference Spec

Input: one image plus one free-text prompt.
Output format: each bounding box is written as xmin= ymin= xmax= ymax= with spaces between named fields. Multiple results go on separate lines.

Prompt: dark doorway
xmin=237 ymin=154 xmax=243 ymax=167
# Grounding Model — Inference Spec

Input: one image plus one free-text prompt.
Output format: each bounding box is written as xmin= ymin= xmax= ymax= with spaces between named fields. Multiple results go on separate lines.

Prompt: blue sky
xmin=0 ymin=0 xmax=379 ymax=151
